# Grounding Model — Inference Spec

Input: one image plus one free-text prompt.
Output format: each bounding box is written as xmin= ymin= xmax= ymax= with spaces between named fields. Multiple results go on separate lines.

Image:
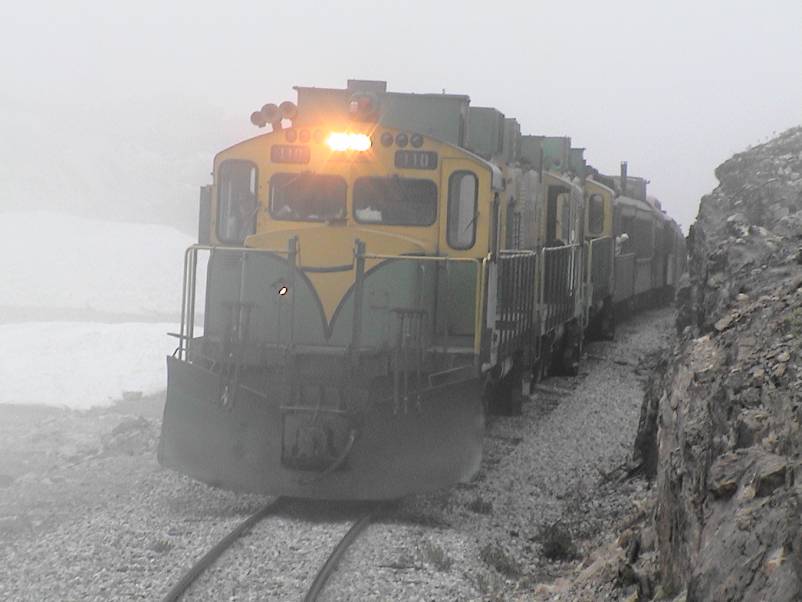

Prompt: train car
xmin=158 ymin=80 xmax=685 ymax=500
xmin=608 ymin=164 xmax=685 ymax=315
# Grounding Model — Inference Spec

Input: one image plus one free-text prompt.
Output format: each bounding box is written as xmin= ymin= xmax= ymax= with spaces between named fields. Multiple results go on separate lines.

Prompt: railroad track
xmin=161 ymin=497 xmax=379 ymax=602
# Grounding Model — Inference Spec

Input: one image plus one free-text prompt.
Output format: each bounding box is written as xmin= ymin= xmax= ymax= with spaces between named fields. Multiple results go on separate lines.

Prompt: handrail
xmin=539 ymin=243 xmax=582 ymax=334
xmin=362 ymin=253 xmax=483 ymax=264
xmin=177 ymin=244 xmax=292 ymax=360
xmin=358 ymin=250 xmax=489 ymax=360
xmin=186 ymin=243 xmax=292 ymax=255
xmin=498 ymin=249 xmax=538 ymax=256
xmin=176 ymin=242 xmax=492 ymax=363
xmin=541 ymin=242 xmax=582 ymax=254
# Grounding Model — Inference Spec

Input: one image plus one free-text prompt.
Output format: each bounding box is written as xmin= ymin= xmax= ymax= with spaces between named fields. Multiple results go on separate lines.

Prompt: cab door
xmin=434 ymin=158 xmax=491 ymax=344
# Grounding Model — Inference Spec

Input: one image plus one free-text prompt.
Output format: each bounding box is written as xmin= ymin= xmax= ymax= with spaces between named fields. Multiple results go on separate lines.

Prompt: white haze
xmin=2 ymin=1 xmax=801 ymax=231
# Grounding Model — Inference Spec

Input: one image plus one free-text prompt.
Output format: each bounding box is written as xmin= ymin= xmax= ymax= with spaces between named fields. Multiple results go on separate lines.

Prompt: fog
xmin=2 ymin=0 xmax=801 ymax=231
xmin=0 ymin=4 xmax=800 ymax=596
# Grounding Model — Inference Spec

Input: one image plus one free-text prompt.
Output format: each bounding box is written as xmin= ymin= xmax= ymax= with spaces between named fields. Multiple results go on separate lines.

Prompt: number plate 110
xmin=394 ymin=150 xmax=438 ymax=170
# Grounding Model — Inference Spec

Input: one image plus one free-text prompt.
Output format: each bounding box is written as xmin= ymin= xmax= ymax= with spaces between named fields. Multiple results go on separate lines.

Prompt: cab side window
xmin=217 ymin=160 xmax=258 ymax=244
xmin=634 ymin=217 xmax=654 ymax=258
xmin=588 ymin=193 xmax=604 ymax=235
xmin=559 ymin=193 xmax=571 ymax=243
xmin=447 ymin=171 xmax=478 ymax=249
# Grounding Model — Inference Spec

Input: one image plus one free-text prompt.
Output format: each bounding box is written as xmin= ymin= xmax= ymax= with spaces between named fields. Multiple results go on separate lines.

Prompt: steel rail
xmin=161 ymin=497 xmax=285 ymax=602
xmin=303 ymin=508 xmax=378 ymax=602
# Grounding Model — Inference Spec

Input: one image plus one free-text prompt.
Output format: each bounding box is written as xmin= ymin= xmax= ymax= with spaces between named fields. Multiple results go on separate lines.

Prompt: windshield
xmin=269 ymin=173 xmax=347 ymax=221
xmin=353 ymin=177 xmax=437 ymax=226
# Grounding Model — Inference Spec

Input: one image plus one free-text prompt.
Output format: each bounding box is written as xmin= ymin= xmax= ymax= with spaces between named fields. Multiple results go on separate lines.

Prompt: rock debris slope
xmin=654 ymin=127 xmax=802 ymax=600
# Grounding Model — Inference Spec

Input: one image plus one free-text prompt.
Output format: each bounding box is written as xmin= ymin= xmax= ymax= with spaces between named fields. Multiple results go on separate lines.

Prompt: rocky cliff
xmin=654 ymin=127 xmax=802 ymax=600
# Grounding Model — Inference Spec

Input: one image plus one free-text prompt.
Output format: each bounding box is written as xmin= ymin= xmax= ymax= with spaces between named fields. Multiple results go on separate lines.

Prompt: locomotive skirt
xmin=158 ymin=356 xmax=484 ymax=500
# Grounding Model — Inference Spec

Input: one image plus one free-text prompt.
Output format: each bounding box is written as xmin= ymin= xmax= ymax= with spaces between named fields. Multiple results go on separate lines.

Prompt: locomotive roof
xmin=292 ymin=84 xmax=471 ymax=102
xmin=614 ymin=193 xmax=661 ymax=215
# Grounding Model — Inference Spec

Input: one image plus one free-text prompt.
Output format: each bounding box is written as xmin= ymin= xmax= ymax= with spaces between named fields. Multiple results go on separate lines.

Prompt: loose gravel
xmin=323 ymin=307 xmax=675 ymax=600
xmin=0 ymin=307 xmax=674 ymax=601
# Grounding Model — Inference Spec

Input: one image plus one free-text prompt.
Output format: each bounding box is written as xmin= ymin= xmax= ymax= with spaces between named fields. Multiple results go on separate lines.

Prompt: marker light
xmin=250 ymin=111 xmax=267 ymax=128
xmin=261 ymin=103 xmax=280 ymax=124
xmin=278 ymin=285 xmax=289 ymax=297
xmin=279 ymin=100 xmax=297 ymax=121
xmin=325 ymin=132 xmax=372 ymax=152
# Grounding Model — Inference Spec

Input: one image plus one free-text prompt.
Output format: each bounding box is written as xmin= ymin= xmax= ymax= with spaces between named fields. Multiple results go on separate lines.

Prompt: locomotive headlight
xmin=326 ymin=132 xmax=350 ymax=152
xmin=348 ymin=133 xmax=372 ymax=151
xmin=325 ymin=132 xmax=372 ymax=152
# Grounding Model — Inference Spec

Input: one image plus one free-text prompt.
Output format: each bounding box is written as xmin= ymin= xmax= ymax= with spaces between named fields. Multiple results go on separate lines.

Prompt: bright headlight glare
xmin=325 ymin=132 xmax=372 ymax=152
xmin=326 ymin=132 xmax=350 ymax=152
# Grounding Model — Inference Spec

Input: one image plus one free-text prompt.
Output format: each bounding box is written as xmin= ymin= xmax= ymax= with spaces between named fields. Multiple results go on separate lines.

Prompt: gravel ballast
xmin=322 ymin=307 xmax=675 ymax=600
xmin=0 ymin=307 xmax=674 ymax=601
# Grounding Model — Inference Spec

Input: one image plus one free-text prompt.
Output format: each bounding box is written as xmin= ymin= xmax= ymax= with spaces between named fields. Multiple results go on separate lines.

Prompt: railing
xmin=496 ymin=250 xmax=538 ymax=362
xmin=540 ymin=244 xmax=582 ymax=333
xmin=174 ymin=240 xmax=489 ymax=363
xmin=176 ymin=243 xmax=291 ymax=361
xmin=588 ymin=236 xmax=614 ymax=300
xmin=361 ymin=251 xmax=487 ymax=358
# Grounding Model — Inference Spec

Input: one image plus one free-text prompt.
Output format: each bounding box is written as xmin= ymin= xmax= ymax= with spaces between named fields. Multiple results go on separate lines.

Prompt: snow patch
xmin=0 ymin=321 xmax=179 ymax=409
xmin=0 ymin=211 xmax=196 ymax=317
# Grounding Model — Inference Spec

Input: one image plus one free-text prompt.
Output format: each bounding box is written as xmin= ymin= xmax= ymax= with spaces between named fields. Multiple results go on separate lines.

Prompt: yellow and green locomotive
xmin=158 ymin=80 xmax=685 ymax=500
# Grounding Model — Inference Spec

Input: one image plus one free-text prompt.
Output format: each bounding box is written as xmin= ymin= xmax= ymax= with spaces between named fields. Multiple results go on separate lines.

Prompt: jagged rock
xmin=713 ymin=315 xmax=733 ymax=332
xmin=735 ymin=410 xmax=771 ymax=448
xmin=655 ymin=126 xmax=802 ymax=601
xmin=753 ymin=453 xmax=787 ymax=497
xmin=709 ymin=452 xmax=747 ymax=498
xmin=639 ymin=525 xmax=656 ymax=553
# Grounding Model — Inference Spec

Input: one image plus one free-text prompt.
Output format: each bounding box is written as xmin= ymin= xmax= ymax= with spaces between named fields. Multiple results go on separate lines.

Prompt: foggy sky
xmin=2 ymin=0 xmax=801 ymax=231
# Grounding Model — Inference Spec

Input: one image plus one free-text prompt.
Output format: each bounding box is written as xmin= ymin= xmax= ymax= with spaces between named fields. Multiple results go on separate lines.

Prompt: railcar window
xmin=217 ymin=160 xmax=258 ymax=244
xmin=588 ymin=193 xmax=604 ymax=235
xmin=663 ymin=223 xmax=674 ymax=254
xmin=447 ymin=171 xmax=478 ymax=249
xmin=634 ymin=217 xmax=654 ymax=258
xmin=353 ymin=177 xmax=437 ymax=226
xmin=269 ymin=173 xmax=347 ymax=222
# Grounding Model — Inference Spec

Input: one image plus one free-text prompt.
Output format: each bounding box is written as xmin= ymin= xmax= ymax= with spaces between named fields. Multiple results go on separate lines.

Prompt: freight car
xmin=158 ymin=80 xmax=686 ymax=500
